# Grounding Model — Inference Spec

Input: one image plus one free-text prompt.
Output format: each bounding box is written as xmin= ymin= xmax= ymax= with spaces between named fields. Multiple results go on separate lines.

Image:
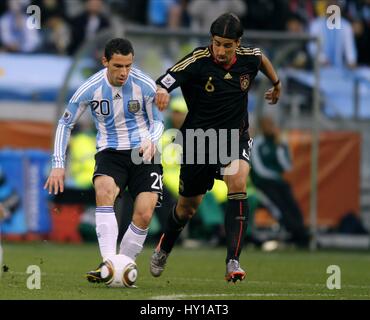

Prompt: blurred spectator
xmin=308 ymin=0 xmax=357 ymax=68
xmin=344 ymin=0 xmax=370 ymax=66
xmin=0 ymin=1 xmax=7 ymax=17
xmin=345 ymin=0 xmax=370 ymax=24
xmin=187 ymin=0 xmax=246 ymax=32
xmin=147 ymin=0 xmax=184 ymax=29
xmin=250 ymin=115 xmax=309 ymax=248
xmin=284 ymin=13 xmax=311 ymax=69
xmin=41 ymin=12 xmax=70 ymax=54
xmin=288 ymin=0 xmax=315 ymax=26
xmin=32 ymin=0 xmax=66 ymax=22
xmin=0 ymin=0 xmax=42 ymax=53
xmin=31 ymin=0 xmax=70 ymax=54
xmin=108 ymin=0 xmax=149 ymax=25
xmin=67 ymin=0 xmax=110 ymax=55
xmin=241 ymin=0 xmax=289 ymax=31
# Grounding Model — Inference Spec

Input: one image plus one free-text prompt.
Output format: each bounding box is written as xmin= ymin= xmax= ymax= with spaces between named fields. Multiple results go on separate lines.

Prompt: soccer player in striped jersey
xmin=152 ymin=13 xmax=281 ymax=282
xmin=44 ymin=38 xmax=165 ymax=283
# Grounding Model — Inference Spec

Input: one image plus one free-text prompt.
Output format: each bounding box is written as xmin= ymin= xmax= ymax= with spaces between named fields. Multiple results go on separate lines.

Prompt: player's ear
xmin=236 ymin=38 xmax=241 ymax=47
xmin=102 ymin=56 xmax=109 ymax=67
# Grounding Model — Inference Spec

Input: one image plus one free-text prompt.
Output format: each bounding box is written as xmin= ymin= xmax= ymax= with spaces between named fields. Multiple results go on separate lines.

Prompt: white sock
xmin=119 ymin=222 xmax=148 ymax=260
xmin=95 ymin=206 xmax=118 ymax=260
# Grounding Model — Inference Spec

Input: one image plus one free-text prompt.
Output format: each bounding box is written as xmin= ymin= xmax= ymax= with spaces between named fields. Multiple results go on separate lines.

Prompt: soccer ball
xmin=100 ymin=254 xmax=138 ymax=288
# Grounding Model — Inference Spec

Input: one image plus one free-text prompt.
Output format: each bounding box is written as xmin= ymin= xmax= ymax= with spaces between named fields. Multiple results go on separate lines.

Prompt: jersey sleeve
xmin=156 ymin=47 xmax=208 ymax=92
xmin=144 ymin=87 xmax=164 ymax=145
xmin=249 ymin=47 xmax=262 ymax=76
xmin=51 ymin=89 xmax=92 ymax=168
xmin=237 ymin=46 xmax=262 ymax=77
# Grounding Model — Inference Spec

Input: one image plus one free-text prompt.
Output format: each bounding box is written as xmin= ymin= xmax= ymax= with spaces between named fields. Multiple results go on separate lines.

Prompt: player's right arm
xmin=155 ymin=47 xmax=207 ymax=110
xmin=45 ymin=70 xmax=104 ymax=194
xmin=44 ymin=91 xmax=92 ymax=194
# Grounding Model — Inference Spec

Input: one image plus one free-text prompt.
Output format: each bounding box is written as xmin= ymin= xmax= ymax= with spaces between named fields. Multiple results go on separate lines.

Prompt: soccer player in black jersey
xmin=152 ymin=13 xmax=281 ymax=282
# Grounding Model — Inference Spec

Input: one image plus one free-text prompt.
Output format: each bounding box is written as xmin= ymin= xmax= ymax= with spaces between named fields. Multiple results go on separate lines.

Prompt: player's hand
xmin=264 ymin=82 xmax=281 ymax=105
xmin=44 ymin=168 xmax=65 ymax=195
xmin=139 ymin=139 xmax=156 ymax=162
xmin=155 ymin=87 xmax=170 ymax=111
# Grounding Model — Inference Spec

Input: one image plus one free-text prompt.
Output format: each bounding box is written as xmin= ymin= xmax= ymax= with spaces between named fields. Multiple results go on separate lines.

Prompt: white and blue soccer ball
xmin=100 ymin=254 xmax=138 ymax=288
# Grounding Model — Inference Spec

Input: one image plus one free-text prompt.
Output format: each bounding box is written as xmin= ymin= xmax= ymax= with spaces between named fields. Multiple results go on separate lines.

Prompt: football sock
xmin=157 ymin=205 xmax=188 ymax=254
xmin=119 ymin=222 xmax=148 ymax=260
xmin=95 ymin=206 xmax=118 ymax=261
xmin=225 ymin=193 xmax=249 ymax=263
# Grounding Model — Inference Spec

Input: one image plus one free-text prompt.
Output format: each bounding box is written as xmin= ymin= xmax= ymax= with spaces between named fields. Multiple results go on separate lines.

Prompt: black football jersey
xmin=156 ymin=45 xmax=262 ymax=138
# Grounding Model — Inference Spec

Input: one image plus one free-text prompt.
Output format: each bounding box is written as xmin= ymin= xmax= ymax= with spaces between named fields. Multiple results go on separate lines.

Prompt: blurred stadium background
xmin=0 ymin=0 xmax=370 ymax=299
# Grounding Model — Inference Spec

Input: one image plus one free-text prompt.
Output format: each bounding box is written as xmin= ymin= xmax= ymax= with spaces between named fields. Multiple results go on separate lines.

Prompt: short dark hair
xmin=104 ymin=38 xmax=134 ymax=61
xmin=210 ymin=13 xmax=243 ymax=40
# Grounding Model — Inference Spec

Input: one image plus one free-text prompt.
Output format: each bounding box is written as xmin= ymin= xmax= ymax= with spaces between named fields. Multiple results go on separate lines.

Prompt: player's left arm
xmin=259 ymin=53 xmax=282 ymax=105
xmin=44 ymin=101 xmax=89 ymax=194
xmin=141 ymin=92 xmax=165 ymax=161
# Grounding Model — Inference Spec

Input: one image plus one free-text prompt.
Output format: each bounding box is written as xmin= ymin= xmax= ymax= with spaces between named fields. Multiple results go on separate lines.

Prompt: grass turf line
xmin=1 ymin=242 xmax=369 ymax=300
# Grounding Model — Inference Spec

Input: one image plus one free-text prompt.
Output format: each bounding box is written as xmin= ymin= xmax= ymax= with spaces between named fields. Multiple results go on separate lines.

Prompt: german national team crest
xmin=240 ymin=74 xmax=250 ymax=91
xmin=128 ymin=100 xmax=140 ymax=113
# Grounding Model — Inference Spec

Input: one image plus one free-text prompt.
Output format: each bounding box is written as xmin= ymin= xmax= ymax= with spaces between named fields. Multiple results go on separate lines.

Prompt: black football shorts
xmin=93 ymin=148 xmax=163 ymax=206
xmin=179 ymin=138 xmax=253 ymax=197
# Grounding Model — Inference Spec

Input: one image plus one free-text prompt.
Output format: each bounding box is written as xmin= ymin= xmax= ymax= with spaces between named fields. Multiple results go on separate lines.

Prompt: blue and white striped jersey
xmin=52 ymin=67 xmax=164 ymax=168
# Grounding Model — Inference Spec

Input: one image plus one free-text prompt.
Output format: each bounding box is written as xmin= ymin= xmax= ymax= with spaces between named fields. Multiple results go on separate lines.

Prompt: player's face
xmin=211 ymin=36 xmax=240 ymax=65
xmin=102 ymin=53 xmax=133 ymax=86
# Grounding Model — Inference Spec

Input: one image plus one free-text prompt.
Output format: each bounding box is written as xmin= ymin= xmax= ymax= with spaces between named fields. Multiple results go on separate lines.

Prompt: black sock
xmin=158 ymin=205 xmax=188 ymax=254
xmin=225 ymin=193 xmax=249 ymax=263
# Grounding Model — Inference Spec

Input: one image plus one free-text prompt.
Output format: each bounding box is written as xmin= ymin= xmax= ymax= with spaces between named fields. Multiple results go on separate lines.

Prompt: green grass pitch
xmin=1 ymin=242 xmax=369 ymax=300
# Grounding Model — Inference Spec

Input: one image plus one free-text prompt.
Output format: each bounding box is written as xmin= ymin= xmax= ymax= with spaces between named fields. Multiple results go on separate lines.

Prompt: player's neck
xmin=221 ymin=55 xmax=237 ymax=70
xmin=210 ymin=46 xmax=237 ymax=70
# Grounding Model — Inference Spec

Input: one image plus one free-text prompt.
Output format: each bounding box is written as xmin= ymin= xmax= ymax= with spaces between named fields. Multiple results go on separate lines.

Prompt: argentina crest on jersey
xmin=128 ymin=100 xmax=141 ymax=113
xmin=62 ymin=110 xmax=72 ymax=124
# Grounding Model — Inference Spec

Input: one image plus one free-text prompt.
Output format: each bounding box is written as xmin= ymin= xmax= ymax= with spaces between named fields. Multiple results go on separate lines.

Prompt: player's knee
xmin=227 ymin=177 xmax=246 ymax=193
xmin=134 ymin=208 xmax=153 ymax=227
xmin=176 ymin=203 xmax=197 ymax=219
xmin=95 ymin=187 xmax=116 ymax=205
